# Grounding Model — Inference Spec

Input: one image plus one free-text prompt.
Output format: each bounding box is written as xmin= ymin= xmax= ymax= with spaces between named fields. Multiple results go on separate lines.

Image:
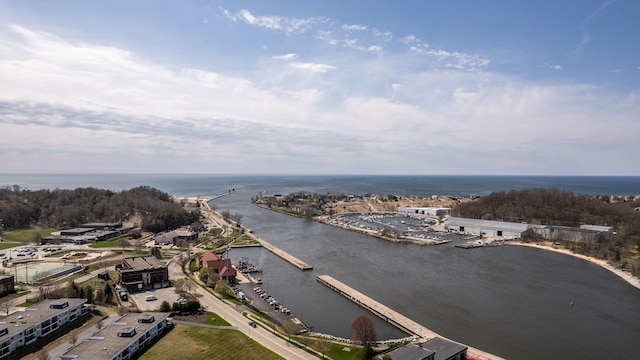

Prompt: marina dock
xmin=258 ymin=238 xmax=313 ymax=270
xmin=317 ymin=275 xmax=504 ymax=360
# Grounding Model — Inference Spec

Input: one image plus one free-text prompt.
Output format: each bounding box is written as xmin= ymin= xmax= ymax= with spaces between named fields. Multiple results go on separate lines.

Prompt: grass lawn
xmin=87 ymin=235 xmax=129 ymax=248
xmin=2 ymin=229 xmax=58 ymax=242
xmin=139 ymin=324 xmax=285 ymax=360
xmin=203 ymin=311 xmax=232 ymax=326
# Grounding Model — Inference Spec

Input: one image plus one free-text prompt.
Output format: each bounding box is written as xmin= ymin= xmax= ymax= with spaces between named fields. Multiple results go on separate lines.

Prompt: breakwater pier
xmin=257 ymin=237 xmax=313 ymax=270
xmin=317 ymin=275 xmax=504 ymax=360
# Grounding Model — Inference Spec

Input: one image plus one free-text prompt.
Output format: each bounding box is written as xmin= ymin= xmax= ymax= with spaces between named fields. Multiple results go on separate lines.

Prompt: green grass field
xmin=139 ymin=324 xmax=285 ymax=360
xmin=87 ymin=235 xmax=130 ymax=248
xmin=1 ymin=229 xmax=58 ymax=245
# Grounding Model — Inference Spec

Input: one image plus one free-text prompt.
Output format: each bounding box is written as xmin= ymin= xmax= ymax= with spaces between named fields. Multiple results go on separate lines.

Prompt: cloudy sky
xmin=1 ymin=1 xmax=638 ymax=175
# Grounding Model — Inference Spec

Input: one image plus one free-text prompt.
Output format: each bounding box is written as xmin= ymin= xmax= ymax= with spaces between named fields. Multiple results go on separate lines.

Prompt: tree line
xmin=452 ymin=188 xmax=640 ymax=274
xmin=0 ymin=185 xmax=198 ymax=233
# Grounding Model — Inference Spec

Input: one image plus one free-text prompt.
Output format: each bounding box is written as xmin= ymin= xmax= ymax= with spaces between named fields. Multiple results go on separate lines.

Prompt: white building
xmin=445 ymin=217 xmax=530 ymax=238
xmin=61 ymin=312 xmax=170 ymax=360
xmin=0 ymin=298 xmax=88 ymax=358
xmin=398 ymin=207 xmax=450 ymax=217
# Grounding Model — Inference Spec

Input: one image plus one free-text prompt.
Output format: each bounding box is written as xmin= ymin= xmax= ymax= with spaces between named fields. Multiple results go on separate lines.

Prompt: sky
xmin=0 ymin=0 xmax=638 ymax=175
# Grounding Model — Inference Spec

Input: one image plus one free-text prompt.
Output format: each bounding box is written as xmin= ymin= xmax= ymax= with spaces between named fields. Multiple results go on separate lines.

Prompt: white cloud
xmin=401 ymin=35 xmax=421 ymax=44
xmin=234 ymin=9 xmax=323 ymax=35
xmin=422 ymin=49 xmax=490 ymax=71
xmin=272 ymin=53 xmax=298 ymax=61
xmin=289 ymin=62 xmax=336 ymax=73
xmin=342 ymin=24 xmax=367 ymax=31
xmin=0 ymin=24 xmax=638 ymax=175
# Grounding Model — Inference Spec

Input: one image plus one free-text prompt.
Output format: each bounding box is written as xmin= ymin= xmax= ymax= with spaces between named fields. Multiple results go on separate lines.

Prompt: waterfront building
xmin=398 ymin=207 xmax=450 ymax=217
xmin=445 ymin=217 xmax=530 ymax=238
xmin=374 ymin=337 xmax=468 ymax=360
xmin=0 ymin=298 xmax=88 ymax=359
xmin=61 ymin=312 xmax=170 ymax=360
xmin=196 ymin=250 xmax=236 ymax=283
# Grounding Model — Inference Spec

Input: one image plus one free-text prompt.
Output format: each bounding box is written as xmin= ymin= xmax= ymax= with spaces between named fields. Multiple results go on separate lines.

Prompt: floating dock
xmin=258 ymin=238 xmax=313 ymax=271
xmin=317 ymin=275 xmax=504 ymax=360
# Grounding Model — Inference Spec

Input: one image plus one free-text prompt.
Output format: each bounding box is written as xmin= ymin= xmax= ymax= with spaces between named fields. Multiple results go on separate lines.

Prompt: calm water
xmin=2 ymin=174 xmax=640 ymax=359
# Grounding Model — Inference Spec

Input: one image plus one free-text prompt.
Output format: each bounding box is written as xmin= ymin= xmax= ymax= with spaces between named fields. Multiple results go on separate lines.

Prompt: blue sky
xmin=0 ymin=0 xmax=638 ymax=175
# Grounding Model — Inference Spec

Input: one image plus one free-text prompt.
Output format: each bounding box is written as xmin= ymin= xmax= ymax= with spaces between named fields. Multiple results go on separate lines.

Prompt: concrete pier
xmin=317 ymin=275 xmax=504 ymax=360
xmin=258 ymin=238 xmax=313 ymax=270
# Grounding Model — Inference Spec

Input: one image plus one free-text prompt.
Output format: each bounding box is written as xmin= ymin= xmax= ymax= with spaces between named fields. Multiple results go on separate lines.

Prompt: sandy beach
xmin=509 ymin=241 xmax=640 ymax=290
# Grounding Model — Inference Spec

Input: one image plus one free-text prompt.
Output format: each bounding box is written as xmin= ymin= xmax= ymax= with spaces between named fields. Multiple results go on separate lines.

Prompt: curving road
xmin=167 ymin=255 xmax=317 ymax=359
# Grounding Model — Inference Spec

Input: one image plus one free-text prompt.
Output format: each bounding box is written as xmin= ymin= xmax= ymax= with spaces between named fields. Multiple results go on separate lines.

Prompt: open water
xmin=2 ymin=174 xmax=640 ymax=359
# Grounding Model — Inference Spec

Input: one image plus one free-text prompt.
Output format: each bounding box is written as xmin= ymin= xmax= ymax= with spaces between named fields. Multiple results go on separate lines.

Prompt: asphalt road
xmin=167 ymin=255 xmax=317 ymax=359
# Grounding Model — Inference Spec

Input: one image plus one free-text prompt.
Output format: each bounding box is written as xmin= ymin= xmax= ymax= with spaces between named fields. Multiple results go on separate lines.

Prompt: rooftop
xmin=122 ymin=256 xmax=165 ymax=271
xmin=62 ymin=312 xmax=169 ymax=360
xmin=0 ymin=298 xmax=87 ymax=339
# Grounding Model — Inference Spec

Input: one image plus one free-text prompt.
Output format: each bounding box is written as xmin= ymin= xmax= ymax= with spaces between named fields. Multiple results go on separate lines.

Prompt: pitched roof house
xmin=196 ymin=251 xmax=236 ymax=283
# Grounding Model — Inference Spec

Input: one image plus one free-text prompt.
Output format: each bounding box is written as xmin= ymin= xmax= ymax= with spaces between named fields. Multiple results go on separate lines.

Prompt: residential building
xmin=0 ymin=298 xmax=88 ymax=359
xmin=61 ymin=312 xmax=170 ymax=360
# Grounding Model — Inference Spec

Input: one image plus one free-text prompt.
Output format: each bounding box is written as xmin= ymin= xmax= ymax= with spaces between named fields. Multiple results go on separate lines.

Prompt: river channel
xmin=210 ymin=187 xmax=640 ymax=360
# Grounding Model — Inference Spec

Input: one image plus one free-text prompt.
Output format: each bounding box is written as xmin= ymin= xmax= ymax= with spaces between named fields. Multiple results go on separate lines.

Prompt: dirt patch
xmin=172 ymin=312 xmax=208 ymax=323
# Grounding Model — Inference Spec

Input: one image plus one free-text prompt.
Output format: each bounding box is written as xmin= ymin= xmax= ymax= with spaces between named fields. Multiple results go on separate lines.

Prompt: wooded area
xmin=0 ymin=185 xmax=198 ymax=233
xmin=452 ymin=189 xmax=640 ymax=274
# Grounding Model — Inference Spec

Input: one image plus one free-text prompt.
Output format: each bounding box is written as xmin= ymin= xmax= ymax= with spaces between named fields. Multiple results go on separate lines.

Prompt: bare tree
xmin=351 ymin=315 xmax=377 ymax=359
xmin=282 ymin=320 xmax=298 ymax=343
xmin=38 ymin=352 xmax=50 ymax=360
xmin=1 ymin=296 xmax=15 ymax=315
xmin=119 ymin=238 xmax=130 ymax=255
xmin=31 ymin=231 xmax=43 ymax=245
xmin=315 ymin=340 xmax=330 ymax=359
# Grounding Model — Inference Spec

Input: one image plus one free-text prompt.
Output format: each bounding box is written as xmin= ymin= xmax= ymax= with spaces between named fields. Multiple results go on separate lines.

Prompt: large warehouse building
xmin=445 ymin=217 xmax=531 ymax=238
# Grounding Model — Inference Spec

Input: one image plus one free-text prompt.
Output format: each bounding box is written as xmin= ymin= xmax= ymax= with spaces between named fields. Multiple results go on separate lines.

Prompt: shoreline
xmin=508 ymin=241 xmax=640 ymax=290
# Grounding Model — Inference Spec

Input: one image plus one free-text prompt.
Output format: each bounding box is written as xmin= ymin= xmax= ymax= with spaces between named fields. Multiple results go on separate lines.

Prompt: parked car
xmin=145 ymin=295 xmax=157 ymax=301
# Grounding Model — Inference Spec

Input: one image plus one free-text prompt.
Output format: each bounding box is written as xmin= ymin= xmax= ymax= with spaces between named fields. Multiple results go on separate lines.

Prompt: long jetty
xmin=258 ymin=238 xmax=313 ymax=270
xmin=317 ymin=275 xmax=504 ymax=360
xmin=193 ymin=194 xmax=313 ymax=271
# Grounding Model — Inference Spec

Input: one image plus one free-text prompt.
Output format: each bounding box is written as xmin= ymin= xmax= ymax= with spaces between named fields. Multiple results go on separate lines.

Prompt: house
xmin=117 ymin=256 xmax=169 ymax=293
xmin=0 ymin=298 xmax=88 ymax=359
xmin=374 ymin=337 xmax=467 ymax=360
xmin=196 ymin=251 xmax=236 ymax=283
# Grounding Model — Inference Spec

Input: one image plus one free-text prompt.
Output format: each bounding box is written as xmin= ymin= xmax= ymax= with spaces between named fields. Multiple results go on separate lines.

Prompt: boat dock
xmin=317 ymin=275 xmax=504 ymax=360
xmin=258 ymin=238 xmax=313 ymax=271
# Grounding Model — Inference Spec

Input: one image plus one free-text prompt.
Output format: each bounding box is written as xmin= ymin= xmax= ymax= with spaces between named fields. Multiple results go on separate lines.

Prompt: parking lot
xmin=128 ymin=287 xmax=180 ymax=311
